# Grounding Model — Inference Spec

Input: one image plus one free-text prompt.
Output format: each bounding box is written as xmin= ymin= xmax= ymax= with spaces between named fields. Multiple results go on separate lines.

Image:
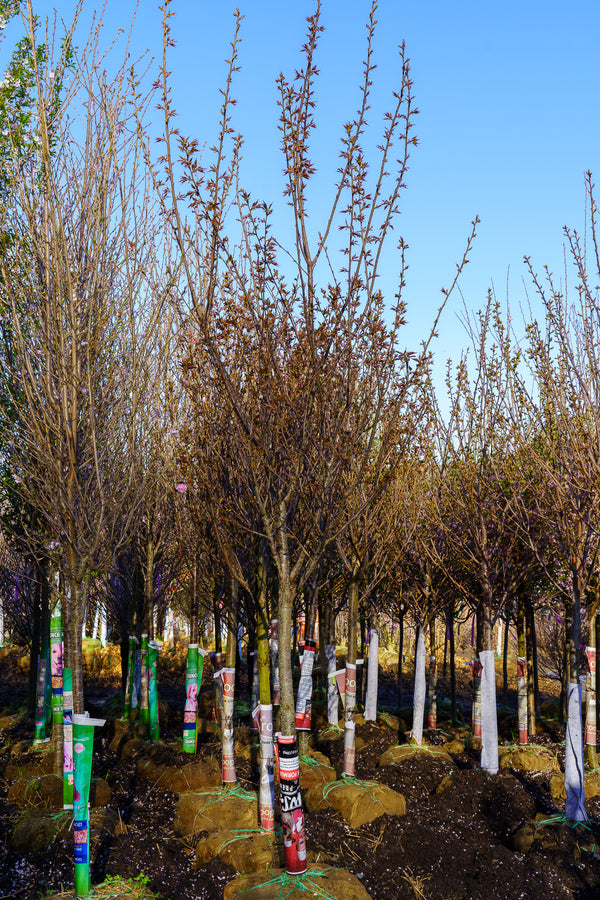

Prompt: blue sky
xmin=5 ymin=1 xmax=600 ymax=399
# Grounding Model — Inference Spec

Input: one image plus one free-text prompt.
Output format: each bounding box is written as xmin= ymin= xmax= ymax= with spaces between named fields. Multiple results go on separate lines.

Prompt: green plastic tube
xmin=63 ymin=667 xmax=73 ymax=808
xmin=140 ymin=634 xmax=149 ymax=725
xmin=148 ymin=640 xmax=160 ymax=743
xmin=50 ymin=602 xmax=63 ymax=728
xmin=183 ymin=643 xmax=198 ymax=752
xmin=73 ymin=714 xmax=105 ymax=897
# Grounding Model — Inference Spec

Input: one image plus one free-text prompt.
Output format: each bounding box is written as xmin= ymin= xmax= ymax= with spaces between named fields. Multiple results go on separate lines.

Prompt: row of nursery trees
xmin=1 ymin=0 xmax=600 ymax=871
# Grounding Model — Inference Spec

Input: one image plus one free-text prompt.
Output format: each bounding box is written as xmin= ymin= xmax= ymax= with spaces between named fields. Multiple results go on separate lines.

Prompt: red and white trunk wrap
xmin=221 ymin=668 xmax=236 ymax=783
xmin=344 ymin=663 xmax=357 ymax=776
xmin=258 ymin=704 xmax=275 ymax=830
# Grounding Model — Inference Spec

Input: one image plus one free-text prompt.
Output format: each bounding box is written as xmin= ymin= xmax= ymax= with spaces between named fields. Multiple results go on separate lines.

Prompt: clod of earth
xmin=378 ymin=744 xmax=452 ymax=766
xmin=174 ymin=787 xmax=259 ymax=836
xmin=499 ymin=747 xmax=561 ymax=773
xmin=304 ymin=779 xmax=406 ymax=828
xmin=549 ymin=771 xmax=600 ymax=800
xmin=192 ymin=828 xmax=279 ymax=873
xmin=223 ymin=865 xmax=372 ymax=899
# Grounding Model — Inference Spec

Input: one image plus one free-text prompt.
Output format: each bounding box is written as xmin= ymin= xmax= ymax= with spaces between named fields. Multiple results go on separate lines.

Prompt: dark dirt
xmin=1 ymin=647 xmax=600 ymax=900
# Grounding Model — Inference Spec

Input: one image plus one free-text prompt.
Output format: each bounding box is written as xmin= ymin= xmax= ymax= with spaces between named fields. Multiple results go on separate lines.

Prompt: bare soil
xmin=1 ymin=645 xmax=600 ymax=900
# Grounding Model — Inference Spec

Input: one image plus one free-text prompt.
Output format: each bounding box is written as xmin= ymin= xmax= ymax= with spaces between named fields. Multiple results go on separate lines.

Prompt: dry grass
xmin=399 ymin=866 xmax=431 ymax=900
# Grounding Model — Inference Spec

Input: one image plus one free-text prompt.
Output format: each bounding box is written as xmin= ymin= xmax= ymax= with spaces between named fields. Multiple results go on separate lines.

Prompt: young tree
xmin=434 ymin=299 xmax=537 ymax=773
xmin=0 ymin=2 xmax=162 ymax=714
xmin=505 ymin=177 xmax=600 ymax=819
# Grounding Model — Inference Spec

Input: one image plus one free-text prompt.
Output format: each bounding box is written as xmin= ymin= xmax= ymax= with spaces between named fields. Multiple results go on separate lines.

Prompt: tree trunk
xmin=65 ymin=568 xmax=85 ymax=717
xmin=561 ymin=603 xmax=571 ymax=723
xmin=213 ymin=578 xmax=222 ymax=655
xmin=427 ymin=617 xmax=437 ymax=729
xmin=502 ymin=607 xmax=510 ymax=710
xmin=190 ymin=556 xmax=200 ymax=645
xmin=145 ymin=540 xmax=155 ymax=641
xmin=276 ymin=507 xmax=295 ymax=736
xmin=449 ymin=602 xmax=457 ymax=723
xmin=524 ymin=596 xmax=537 ymax=737
xmin=357 ymin=609 xmax=367 ymax=711
xmin=28 ymin=567 xmax=44 ymax=716
xmin=397 ymin=606 xmax=404 ymax=711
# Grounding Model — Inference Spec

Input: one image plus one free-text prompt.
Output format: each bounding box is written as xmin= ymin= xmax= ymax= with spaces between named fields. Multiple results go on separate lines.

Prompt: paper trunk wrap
xmin=211 ymin=652 xmax=223 ymax=723
xmin=411 ymin=626 xmax=426 ymax=746
xmin=50 ymin=604 xmax=63 ymax=726
xmin=517 ymin=656 xmax=528 ymax=745
xmin=277 ymin=734 xmax=307 ymax=875
xmin=295 ymin=639 xmax=316 ymax=730
xmin=479 ymin=650 xmax=499 ymax=775
xmin=63 ymin=668 xmax=74 ymax=808
xmin=183 ymin=644 xmax=199 ymax=752
xmin=221 ymin=668 xmax=236 ymax=783
xmin=471 ymin=659 xmax=483 ymax=738
xmin=332 ymin=668 xmax=346 ymax=708
xmin=139 ymin=634 xmax=149 ymax=724
xmin=325 ymin=644 xmax=338 ymax=724
xmin=585 ymin=647 xmax=597 ymax=746
xmin=365 ymin=629 xmax=379 ymax=722
xmin=343 ymin=663 xmax=357 ymax=776
xmin=565 ymin=681 xmax=586 ymax=821
xmin=73 ymin=714 xmax=105 ymax=897
xmin=258 ymin=703 xmax=275 ymax=830
xmin=148 ymin=641 xmax=160 ymax=742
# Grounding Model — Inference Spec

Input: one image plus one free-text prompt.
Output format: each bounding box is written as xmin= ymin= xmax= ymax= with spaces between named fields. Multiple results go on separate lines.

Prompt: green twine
xmin=24 ymin=777 xmax=42 ymax=802
xmin=238 ymin=867 xmax=339 ymax=900
xmin=199 ymin=784 xmax=257 ymax=809
xmin=299 ymin=755 xmax=324 ymax=768
xmin=224 ymin=783 xmax=256 ymax=802
xmin=377 ymin=712 xmax=398 ymax=728
xmin=321 ymin=775 xmax=379 ymax=802
xmin=319 ymin=724 xmax=343 ymax=738
xmin=187 ymin=784 xmax=257 ymax=831
xmin=499 ymin=743 xmax=552 ymax=753
xmin=49 ymin=809 xmax=71 ymax=823
xmin=536 ymin=814 xmax=593 ymax=832
xmin=216 ymin=827 xmax=272 ymax=856
xmin=402 ymin=743 xmax=448 ymax=757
